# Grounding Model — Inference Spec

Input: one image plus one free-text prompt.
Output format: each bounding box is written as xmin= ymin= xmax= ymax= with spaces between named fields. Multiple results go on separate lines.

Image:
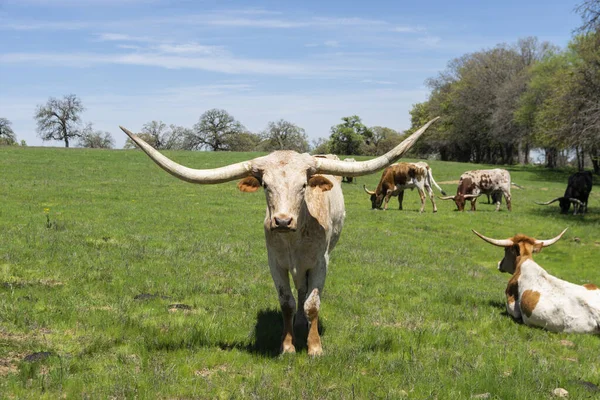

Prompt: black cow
xmin=536 ymin=171 xmax=593 ymax=215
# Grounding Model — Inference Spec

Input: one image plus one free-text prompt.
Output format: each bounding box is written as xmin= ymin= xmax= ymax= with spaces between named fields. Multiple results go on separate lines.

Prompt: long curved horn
xmin=438 ymin=195 xmax=455 ymax=200
xmin=463 ymin=194 xmax=481 ymax=199
xmin=535 ymin=228 xmax=568 ymax=248
xmin=315 ymin=117 xmax=439 ymax=176
xmin=534 ymin=197 xmax=563 ymax=205
xmin=119 ymin=126 xmax=252 ymax=184
xmin=471 ymin=230 xmax=514 ymax=247
xmin=569 ymin=198 xmax=584 ymax=205
xmin=363 ymin=185 xmax=375 ymax=195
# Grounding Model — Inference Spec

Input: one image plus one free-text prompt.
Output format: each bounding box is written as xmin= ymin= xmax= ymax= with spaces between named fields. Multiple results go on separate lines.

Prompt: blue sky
xmin=0 ymin=0 xmax=582 ymax=148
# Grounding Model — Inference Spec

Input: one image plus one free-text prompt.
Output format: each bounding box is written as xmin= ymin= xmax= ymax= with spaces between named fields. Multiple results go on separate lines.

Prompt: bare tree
xmin=35 ymin=94 xmax=85 ymax=147
xmin=78 ymin=123 xmax=114 ymax=149
xmin=188 ymin=109 xmax=246 ymax=151
xmin=0 ymin=117 xmax=17 ymax=145
xmin=575 ymin=0 xmax=600 ymax=32
xmin=261 ymin=119 xmax=309 ymax=153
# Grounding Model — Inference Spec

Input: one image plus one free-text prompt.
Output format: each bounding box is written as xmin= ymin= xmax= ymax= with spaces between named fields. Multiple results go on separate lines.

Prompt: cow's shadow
xmin=487 ymin=299 xmax=524 ymax=324
xmin=242 ymin=308 xmax=326 ymax=358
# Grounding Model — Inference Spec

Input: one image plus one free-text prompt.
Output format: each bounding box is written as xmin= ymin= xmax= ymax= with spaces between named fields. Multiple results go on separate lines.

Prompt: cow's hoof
xmin=281 ymin=343 xmax=296 ymax=354
xmin=308 ymin=346 xmax=323 ymax=356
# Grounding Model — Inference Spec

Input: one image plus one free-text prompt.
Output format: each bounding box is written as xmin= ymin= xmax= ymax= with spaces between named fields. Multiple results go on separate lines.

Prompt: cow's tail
xmin=511 ymin=182 xmax=524 ymax=190
xmin=427 ymin=167 xmax=447 ymax=196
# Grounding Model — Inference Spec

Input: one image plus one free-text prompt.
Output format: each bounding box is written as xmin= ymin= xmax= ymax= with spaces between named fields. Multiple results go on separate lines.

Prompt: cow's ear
xmin=308 ymin=175 xmax=333 ymax=192
xmin=532 ymin=242 xmax=543 ymax=254
xmin=238 ymin=176 xmax=261 ymax=192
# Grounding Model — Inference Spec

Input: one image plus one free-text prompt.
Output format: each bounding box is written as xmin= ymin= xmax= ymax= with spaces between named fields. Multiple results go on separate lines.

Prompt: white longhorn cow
xmin=120 ymin=117 xmax=439 ymax=355
xmin=473 ymin=228 xmax=600 ymax=333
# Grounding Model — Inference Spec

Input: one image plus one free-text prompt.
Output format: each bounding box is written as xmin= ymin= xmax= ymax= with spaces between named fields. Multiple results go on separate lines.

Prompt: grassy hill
xmin=1 ymin=146 xmax=599 ymax=399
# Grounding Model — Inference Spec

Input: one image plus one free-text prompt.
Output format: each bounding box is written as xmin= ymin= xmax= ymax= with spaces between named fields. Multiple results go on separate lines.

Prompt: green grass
xmin=1 ymin=146 xmax=599 ymax=399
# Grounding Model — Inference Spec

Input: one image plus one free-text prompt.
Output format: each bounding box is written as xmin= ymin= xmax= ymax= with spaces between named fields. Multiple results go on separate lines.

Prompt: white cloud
xmin=361 ymin=79 xmax=397 ymax=85
xmin=392 ymin=25 xmax=423 ymax=33
xmin=418 ymin=36 xmax=441 ymax=46
xmin=96 ymin=33 xmax=154 ymax=42
xmin=155 ymin=43 xmax=227 ymax=56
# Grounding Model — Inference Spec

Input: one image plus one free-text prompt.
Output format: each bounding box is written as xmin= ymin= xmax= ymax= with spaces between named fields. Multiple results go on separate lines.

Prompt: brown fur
xmin=238 ymin=176 xmax=261 ymax=192
xmin=583 ymin=283 xmax=599 ymax=290
xmin=520 ymin=289 xmax=541 ymax=318
xmin=506 ymin=270 xmax=520 ymax=305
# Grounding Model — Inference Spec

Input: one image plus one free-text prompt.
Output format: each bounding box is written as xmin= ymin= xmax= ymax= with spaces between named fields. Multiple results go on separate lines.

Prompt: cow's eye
xmin=302 ymin=183 xmax=307 ymax=189
xmin=263 ymin=183 xmax=268 ymax=189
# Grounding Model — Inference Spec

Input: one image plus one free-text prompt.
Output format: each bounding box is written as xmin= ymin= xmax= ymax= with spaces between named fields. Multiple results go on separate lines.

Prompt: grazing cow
xmin=535 ymin=171 xmax=593 ymax=215
xmin=342 ymin=158 xmax=357 ymax=183
xmin=119 ymin=117 xmax=438 ymax=355
xmin=473 ymin=228 xmax=600 ymax=333
xmin=362 ymin=161 xmax=446 ymax=212
xmin=440 ymin=169 xmax=512 ymax=211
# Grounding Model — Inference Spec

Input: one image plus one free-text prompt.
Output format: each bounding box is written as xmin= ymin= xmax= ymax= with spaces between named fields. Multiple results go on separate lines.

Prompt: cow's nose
xmin=275 ymin=216 xmax=293 ymax=228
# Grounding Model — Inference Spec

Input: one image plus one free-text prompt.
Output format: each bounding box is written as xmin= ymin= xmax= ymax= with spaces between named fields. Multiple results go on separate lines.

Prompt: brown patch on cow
xmin=520 ymin=289 xmax=541 ymax=318
xmin=583 ymin=283 xmax=599 ymax=290
xmin=505 ymin=268 xmax=520 ymax=304
xmin=308 ymin=175 xmax=333 ymax=192
xmin=237 ymin=176 xmax=261 ymax=192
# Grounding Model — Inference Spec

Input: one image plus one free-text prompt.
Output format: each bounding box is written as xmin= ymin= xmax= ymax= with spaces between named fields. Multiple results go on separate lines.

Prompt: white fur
xmin=514 ymin=259 xmax=600 ymax=333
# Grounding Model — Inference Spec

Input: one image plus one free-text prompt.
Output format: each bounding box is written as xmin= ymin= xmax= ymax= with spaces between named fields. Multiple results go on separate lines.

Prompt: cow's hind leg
xmin=271 ymin=267 xmax=296 ymax=354
xmin=503 ymin=191 xmax=512 ymax=212
xmin=425 ymin=184 xmax=437 ymax=212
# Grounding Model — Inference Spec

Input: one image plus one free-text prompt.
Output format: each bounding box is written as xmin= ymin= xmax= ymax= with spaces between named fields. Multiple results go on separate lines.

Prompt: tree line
xmin=0 ymin=95 xmax=408 ymax=156
xmin=408 ymin=0 xmax=600 ymax=173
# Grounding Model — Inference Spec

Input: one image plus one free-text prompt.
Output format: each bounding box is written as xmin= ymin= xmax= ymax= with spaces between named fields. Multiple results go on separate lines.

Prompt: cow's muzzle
xmin=270 ymin=215 xmax=297 ymax=232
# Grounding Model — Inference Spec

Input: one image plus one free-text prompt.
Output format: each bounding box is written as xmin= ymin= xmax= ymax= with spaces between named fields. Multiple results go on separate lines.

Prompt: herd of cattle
xmin=120 ymin=117 xmax=596 ymax=355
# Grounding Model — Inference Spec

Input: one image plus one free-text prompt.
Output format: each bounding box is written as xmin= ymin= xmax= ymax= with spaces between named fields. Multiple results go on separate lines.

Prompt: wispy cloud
xmin=392 ymin=25 xmax=424 ymax=33
xmin=361 ymin=79 xmax=397 ymax=85
xmin=1 ymin=20 xmax=90 ymax=31
xmin=96 ymin=33 xmax=154 ymax=42
xmin=0 ymin=51 xmax=363 ymax=77
xmin=418 ymin=36 xmax=442 ymax=46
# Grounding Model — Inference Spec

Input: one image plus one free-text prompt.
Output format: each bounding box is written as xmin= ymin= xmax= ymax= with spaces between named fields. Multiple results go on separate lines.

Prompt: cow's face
xmin=498 ymin=240 xmax=542 ymax=274
xmin=559 ymin=198 xmax=571 ymax=214
xmin=454 ymin=194 xmax=466 ymax=211
xmin=370 ymin=193 xmax=385 ymax=209
xmin=238 ymin=152 xmax=333 ymax=232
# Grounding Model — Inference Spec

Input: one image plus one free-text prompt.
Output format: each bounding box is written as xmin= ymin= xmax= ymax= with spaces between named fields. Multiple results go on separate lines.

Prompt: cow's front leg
xmin=304 ymin=288 xmax=322 ymax=356
xmin=271 ymin=266 xmax=296 ymax=354
xmin=397 ymin=190 xmax=404 ymax=210
xmin=305 ymin=267 xmax=326 ymax=356
xmin=470 ymin=198 xmax=477 ymax=211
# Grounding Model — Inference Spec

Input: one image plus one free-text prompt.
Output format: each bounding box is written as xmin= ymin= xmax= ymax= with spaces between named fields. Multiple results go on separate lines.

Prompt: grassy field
xmin=1 ymin=146 xmax=599 ymax=399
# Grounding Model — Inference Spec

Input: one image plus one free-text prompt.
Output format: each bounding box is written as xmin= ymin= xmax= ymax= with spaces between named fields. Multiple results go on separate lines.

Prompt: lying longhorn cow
xmin=120 ymin=117 xmax=438 ymax=355
xmin=440 ymin=169 xmax=512 ymax=211
xmin=473 ymin=228 xmax=600 ymax=333
xmin=363 ymin=162 xmax=446 ymax=212
xmin=535 ymin=171 xmax=592 ymax=215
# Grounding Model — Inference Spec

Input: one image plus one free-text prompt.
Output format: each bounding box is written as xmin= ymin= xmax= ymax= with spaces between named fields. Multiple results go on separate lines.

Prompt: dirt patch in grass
xmin=194 ymin=365 xmax=227 ymax=378
xmin=438 ymin=180 xmax=459 ymax=185
xmin=0 ymin=352 xmax=27 ymax=376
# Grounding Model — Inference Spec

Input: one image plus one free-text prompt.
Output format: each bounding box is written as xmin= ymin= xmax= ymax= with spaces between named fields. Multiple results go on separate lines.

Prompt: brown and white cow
xmin=119 ymin=117 xmax=438 ymax=355
xmin=363 ymin=161 xmax=446 ymax=212
xmin=440 ymin=169 xmax=512 ymax=211
xmin=473 ymin=228 xmax=600 ymax=333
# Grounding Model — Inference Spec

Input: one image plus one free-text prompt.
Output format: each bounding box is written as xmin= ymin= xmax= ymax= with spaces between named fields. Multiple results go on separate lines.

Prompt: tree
xmin=227 ymin=132 xmax=262 ymax=151
xmin=260 ymin=120 xmax=309 ymax=153
xmin=0 ymin=117 xmax=17 ymax=145
xmin=188 ymin=109 xmax=246 ymax=151
xmin=328 ymin=115 xmax=373 ymax=156
xmin=576 ymin=0 xmax=600 ymax=32
xmin=35 ymin=94 xmax=84 ymax=147
xmin=78 ymin=123 xmax=114 ymax=149
xmin=368 ymin=126 xmax=404 ymax=155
